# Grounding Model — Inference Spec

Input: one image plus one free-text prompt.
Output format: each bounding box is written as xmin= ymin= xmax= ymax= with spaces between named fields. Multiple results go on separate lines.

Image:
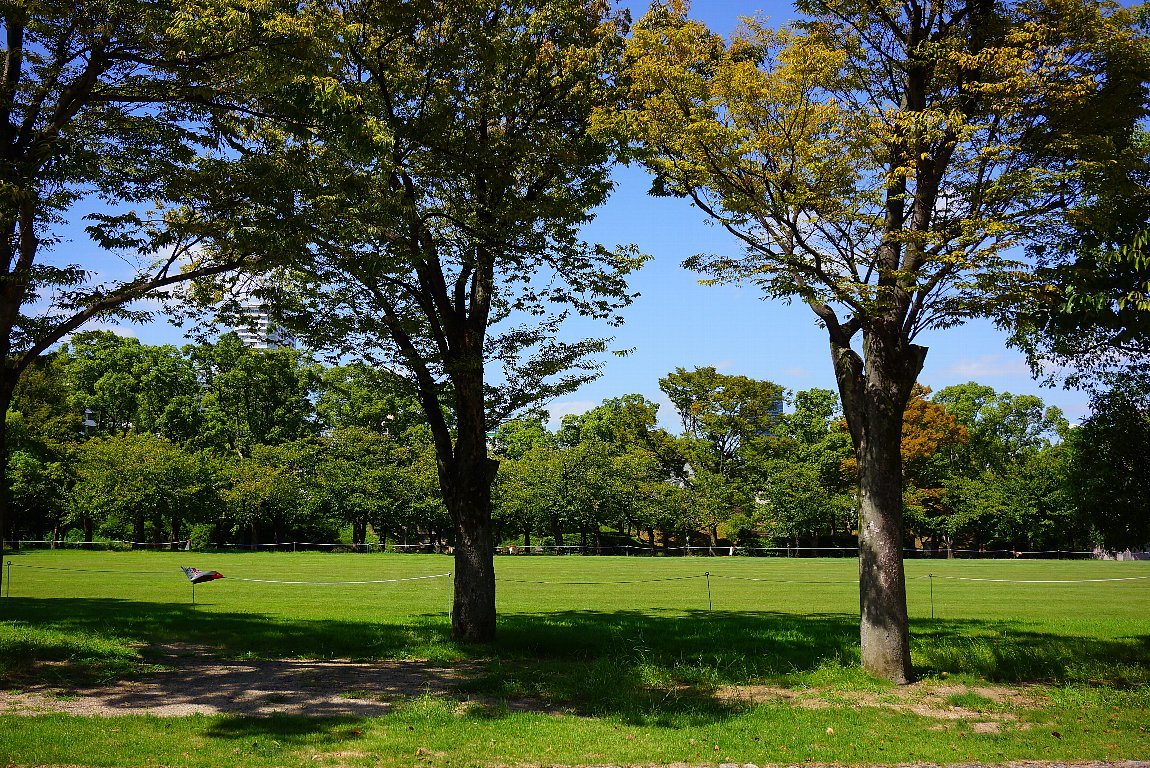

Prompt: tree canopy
xmin=192 ymin=0 xmax=644 ymax=642
xmin=618 ymin=0 xmax=1150 ymax=682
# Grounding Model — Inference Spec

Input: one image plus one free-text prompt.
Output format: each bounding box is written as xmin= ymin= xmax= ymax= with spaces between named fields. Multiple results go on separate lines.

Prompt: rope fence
xmin=922 ymin=574 xmax=1150 ymax=583
xmin=6 ymin=563 xmax=171 ymax=575
xmin=0 ymin=561 xmax=455 ymax=600
xmin=499 ymin=574 xmax=705 ymax=585
xmin=713 ymin=574 xmax=860 ymax=584
xmin=3 ymin=539 xmax=1120 ymax=559
xmin=2 ymin=560 xmax=1144 ymax=612
xmin=229 ymin=573 xmax=452 ymax=586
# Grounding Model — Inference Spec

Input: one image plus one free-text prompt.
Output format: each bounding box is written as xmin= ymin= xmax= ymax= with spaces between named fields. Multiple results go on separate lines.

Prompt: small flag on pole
xmin=182 ymin=566 xmax=223 ymax=605
xmin=181 ymin=566 xmax=224 ymax=584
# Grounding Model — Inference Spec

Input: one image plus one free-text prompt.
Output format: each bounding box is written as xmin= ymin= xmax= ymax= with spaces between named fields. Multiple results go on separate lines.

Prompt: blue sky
xmin=555 ymin=165 xmax=1080 ymax=430
xmin=83 ymin=0 xmax=1091 ymax=430
xmin=544 ymin=0 xmax=1091 ymax=428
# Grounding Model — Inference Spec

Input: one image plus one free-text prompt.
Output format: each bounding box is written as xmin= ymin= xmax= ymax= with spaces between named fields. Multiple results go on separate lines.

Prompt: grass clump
xmin=0 ymin=623 xmax=143 ymax=686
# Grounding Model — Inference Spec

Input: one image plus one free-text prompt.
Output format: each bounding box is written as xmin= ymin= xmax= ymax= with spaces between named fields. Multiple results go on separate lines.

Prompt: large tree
xmin=0 ymin=0 xmax=301 ymax=593
xmin=60 ymin=331 xmax=202 ymax=440
xmin=757 ymin=388 xmax=856 ymax=546
xmin=933 ymin=382 xmax=1067 ymax=473
xmin=215 ymin=0 xmax=642 ymax=641
xmin=621 ymin=0 xmax=1148 ymax=681
xmin=70 ymin=433 xmax=214 ymax=546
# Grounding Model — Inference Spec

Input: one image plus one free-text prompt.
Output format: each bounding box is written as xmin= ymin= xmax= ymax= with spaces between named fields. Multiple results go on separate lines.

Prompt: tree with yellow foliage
xmin=619 ymin=0 xmax=1149 ymax=681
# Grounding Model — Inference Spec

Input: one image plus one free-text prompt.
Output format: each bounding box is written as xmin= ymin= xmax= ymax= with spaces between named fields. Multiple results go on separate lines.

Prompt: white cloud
xmin=945 ymin=355 xmax=1030 ymax=378
xmin=712 ymin=359 xmax=735 ymax=371
xmin=73 ymin=322 xmax=138 ymax=339
xmin=783 ymin=366 xmax=811 ymax=378
xmin=546 ymin=400 xmax=597 ymax=428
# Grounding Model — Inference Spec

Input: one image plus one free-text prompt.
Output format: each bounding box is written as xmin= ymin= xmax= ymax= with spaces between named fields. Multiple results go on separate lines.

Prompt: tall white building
xmin=235 ymin=289 xmax=295 ymax=350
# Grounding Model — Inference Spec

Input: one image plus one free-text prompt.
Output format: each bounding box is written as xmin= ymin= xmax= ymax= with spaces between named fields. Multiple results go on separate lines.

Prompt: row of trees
xmin=4 ymin=0 xmax=1148 ymax=679
xmin=9 ymin=335 xmax=1147 ymax=557
xmin=492 ymin=378 xmax=1148 ymax=556
xmin=8 ymin=331 xmax=446 ymax=547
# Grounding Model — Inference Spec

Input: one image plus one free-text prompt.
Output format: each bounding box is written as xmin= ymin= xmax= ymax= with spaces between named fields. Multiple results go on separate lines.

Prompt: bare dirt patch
xmin=0 ymin=644 xmax=481 ymax=717
xmin=717 ymin=680 xmax=1039 ymax=727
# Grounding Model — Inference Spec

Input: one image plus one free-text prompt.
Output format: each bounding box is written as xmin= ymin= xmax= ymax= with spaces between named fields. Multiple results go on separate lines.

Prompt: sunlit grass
xmin=0 ymin=550 xmax=1147 ymax=766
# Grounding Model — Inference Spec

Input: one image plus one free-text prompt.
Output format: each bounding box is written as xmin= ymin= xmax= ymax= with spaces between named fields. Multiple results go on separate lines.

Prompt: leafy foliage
xmin=1067 ymin=384 xmax=1150 ymax=549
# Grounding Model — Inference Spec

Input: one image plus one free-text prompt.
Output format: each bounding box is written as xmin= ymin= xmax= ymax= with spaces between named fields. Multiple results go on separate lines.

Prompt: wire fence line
xmin=500 ymin=574 xmax=706 ymax=585
xmin=4 ymin=563 xmax=453 ymax=581
xmin=922 ymin=574 xmax=1150 ymax=583
xmin=9 ymin=562 xmax=1145 ymax=587
xmin=7 ymin=563 xmax=172 ymax=575
xmin=3 ymin=559 xmax=1145 ymax=606
xmin=712 ymin=574 xmax=860 ymax=584
xmin=1 ymin=562 xmax=453 ymax=584
xmin=227 ymin=572 xmax=453 ymax=586
xmin=3 ymin=539 xmax=1118 ymax=560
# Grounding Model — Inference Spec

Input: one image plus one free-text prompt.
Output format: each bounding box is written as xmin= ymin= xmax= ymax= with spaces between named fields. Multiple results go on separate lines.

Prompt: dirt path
xmin=0 ymin=651 xmax=1055 ymax=723
xmin=0 ymin=645 xmax=477 ymax=717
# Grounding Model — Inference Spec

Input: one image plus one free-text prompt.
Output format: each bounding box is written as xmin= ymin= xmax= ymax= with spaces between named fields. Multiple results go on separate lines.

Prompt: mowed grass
xmin=0 ymin=550 xmax=1148 ymax=767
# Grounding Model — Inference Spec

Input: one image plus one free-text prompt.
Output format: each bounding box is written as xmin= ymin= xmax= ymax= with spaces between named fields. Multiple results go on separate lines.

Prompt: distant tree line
xmin=494 ymin=375 xmax=1148 ymax=555
xmin=5 ymin=331 xmax=1147 ymax=553
xmin=7 ymin=331 xmax=446 ymax=549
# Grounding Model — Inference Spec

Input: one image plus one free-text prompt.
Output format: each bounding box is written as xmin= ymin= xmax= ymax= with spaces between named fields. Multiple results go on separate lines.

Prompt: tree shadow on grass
xmin=474 ymin=610 xmax=1149 ymax=723
xmin=0 ymin=598 xmax=1146 ymax=724
xmin=203 ymin=714 xmax=369 ymax=743
xmin=0 ymin=597 xmax=455 ymax=690
xmin=0 ymin=596 xmax=453 ymax=662
xmin=912 ymin=622 xmax=1150 ymax=688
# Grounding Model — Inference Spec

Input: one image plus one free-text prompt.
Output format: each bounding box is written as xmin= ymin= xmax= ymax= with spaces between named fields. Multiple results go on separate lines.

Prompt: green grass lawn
xmin=0 ymin=550 xmax=1147 ymax=767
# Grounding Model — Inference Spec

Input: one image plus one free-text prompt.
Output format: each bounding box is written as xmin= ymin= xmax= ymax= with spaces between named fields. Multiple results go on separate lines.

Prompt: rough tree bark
xmin=441 ymin=370 xmax=498 ymax=642
xmin=830 ymin=323 xmax=926 ymax=684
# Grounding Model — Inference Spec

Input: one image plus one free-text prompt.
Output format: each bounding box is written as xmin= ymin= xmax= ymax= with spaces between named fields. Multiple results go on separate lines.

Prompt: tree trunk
xmin=548 ymin=515 xmax=561 ymax=548
xmin=443 ymin=447 xmax=497 ymax=642
xmin=830 ymin=329 xmax=925 ymax=685
xmin=435 ymin=367 xmax=498 ymax=643
xmin=449 ymin=483 xmax=496 ymax=641
xmin=855 ymin=406 xmax=914 ymax=684
xmin=0 ymin=382 xmax=11 ymax=597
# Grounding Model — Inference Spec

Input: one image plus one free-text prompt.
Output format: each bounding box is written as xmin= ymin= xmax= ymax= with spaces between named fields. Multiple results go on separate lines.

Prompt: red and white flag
xmin=181 ymin=566 xmax=224 ymax=584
